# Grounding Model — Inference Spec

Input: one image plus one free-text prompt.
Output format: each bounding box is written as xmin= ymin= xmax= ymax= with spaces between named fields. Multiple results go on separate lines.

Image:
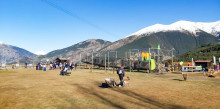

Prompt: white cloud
xmin=35 ymin=51 xmax=47 ymax=55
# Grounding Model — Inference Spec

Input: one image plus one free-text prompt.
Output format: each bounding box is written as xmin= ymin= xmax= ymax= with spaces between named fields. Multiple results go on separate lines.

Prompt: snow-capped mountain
xmin=98 ymin=20 xmax=219 ymax=57
xmin=129 ymin=20 xmax=220 ymax=37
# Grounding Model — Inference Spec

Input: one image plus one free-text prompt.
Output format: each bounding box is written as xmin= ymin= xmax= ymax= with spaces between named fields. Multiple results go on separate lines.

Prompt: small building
xmin=55 ymin=58 xmax=70 ymax=64
xmin=195 ymin=60 xmax=211 ymax=69
xmin=173 ymin=62 xmax=195 ymax=66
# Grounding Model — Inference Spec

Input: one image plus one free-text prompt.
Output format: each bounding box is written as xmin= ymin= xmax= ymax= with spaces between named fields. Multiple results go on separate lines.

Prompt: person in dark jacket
xmin=165 ymin=62 xmax=169 ymax=72
xmin=70 ymin=62 xmax=73 ymax=71
xmin=25 ymin=63 xmax=28 ymax=68
xmin=75 ymin=63 xmax=77 ymax=70
xmin=117 ymin=65 xmax=125 ymax=87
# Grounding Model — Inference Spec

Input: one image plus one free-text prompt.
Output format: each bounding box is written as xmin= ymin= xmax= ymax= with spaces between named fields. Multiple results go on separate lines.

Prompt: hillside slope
xmin=175 ymin=44 xmax=220 ymax=62
xmin=0 ymin=43 xmax=36 ymax=64
xmin=37 ymin=39 xmax=111 ymax=63
xmin=97 ymin=31 xmax=218 ymax=58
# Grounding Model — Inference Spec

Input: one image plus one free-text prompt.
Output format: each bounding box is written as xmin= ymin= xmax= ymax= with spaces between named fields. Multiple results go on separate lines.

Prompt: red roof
xmin=195 ymin=60 xmax=211 ymax=63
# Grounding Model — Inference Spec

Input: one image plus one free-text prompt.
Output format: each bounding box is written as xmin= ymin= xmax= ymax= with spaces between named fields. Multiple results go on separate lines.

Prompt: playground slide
xmin=151 ymin=59 xmax=156 ymax=70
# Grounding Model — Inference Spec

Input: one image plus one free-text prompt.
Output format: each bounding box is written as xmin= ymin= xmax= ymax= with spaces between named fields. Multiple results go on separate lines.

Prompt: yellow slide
xmin=151 ymin=59 xmax=156 ymax=70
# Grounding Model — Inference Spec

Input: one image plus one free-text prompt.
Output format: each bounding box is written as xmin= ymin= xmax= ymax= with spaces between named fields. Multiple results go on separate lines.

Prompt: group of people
xmin=49 ymin=62 xmax=78 ymax=71
xmin=36 ymin=62 xmax=78 ymax=72
xmin=36 ymin=63 xmax=43 ymax=70
xmin=58 ymin=62 xmax=78 ymax=75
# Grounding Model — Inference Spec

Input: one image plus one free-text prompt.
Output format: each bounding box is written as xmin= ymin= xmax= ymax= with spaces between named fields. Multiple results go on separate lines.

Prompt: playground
xmin=0 ymin=68 xmax=220 ymax=109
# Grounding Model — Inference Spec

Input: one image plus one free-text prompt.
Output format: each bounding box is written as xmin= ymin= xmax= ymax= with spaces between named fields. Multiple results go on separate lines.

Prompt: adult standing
xmin=60 ymin=63 xmax=62 ymax=70
xmin=75 ymin=63 xmax=77 ymax=70
xmin=25 ymin=63 xmax=28 ymax=68
xmin=50 ymin=63 xmax=53 ymax=70
xmin=117 ymin=65 xmax=125 ymax=87
xmin=165 ymin=62 xmax=169 ymax=72
xmin=178 ymin=63 xmax=181 ymax=71
xmin=70 ymin=62 xmax=73 ymax=71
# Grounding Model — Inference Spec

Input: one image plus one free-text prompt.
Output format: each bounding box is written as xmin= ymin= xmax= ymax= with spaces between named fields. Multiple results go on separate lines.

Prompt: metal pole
xmin=138 ymin=50 xmax=140 ymax=61
xmin=158 ymin=48 xmax=160 ymax=73
xmin=72 ymin=52 xmax=74 ymax=63
xmin=116 ymin=51 xmax=117 ymax=59
xmin=92 ymin=52 xmax=93 ymax=72
xmin=130 ymin=50 xmax=131 ymax=72
xmin=2 ymin=49 xmax=4 ymax=65
xmin=219 ymin=58 xmax=220 ymax=63
xmin=80 ymin=53 xmax=81 ymax=64
xmin=172 ymin=50 xmax=173 ymax=67
xmin=99 ymin=55 xmax=101 ymax=65
xmin=115 ymin=51 xmax=117 ymax=66
xmin=87 ymin=53 xmax=88 ymax=61
xmin=4 ymin=50 xmax=7 ymax=67
xmin=105 ymin=54 xmax=106 ymax=73
xmin=149 ymin=48 xmax=151 ymax=73
xmin=86 ymin=53 xmax=88 ymax=69
xmin=79 ymin=53 xmax=81 ymax=69
xmin=108 ymin=51 xmax=109 ymax=70
xmin=32 ymin=57 xmax=34 ymax=69
xmin=18 ymin=53 xmax=19 ymax=67
xmin=125 ymin=52 xmax=127 ymax=59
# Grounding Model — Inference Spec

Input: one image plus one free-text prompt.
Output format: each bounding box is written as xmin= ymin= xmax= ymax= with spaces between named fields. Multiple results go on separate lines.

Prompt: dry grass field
xmin=0 ymin=68 xmax=220 ymax=109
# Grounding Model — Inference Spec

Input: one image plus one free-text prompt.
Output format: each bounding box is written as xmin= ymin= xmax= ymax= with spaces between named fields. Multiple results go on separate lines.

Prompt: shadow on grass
xmin=172 ymin=79 xmax=185 ymax=81
xmin=56 ymin=94 xmax=79 ymax=109
xmin=110 ymin=87 xmax=186 ymax=109
xmin=99 ymin=83 xmax=111 ymax=88
xmin=70 ymin=80 xmax=186 ymax=109
xmin=90 ymin=81 xmax=186 ymax=109
xmin=74 ymin=83 xmax=126 ymax=109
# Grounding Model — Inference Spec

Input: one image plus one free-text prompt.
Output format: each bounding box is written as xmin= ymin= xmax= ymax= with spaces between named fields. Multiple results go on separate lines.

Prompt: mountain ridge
xmin=37 ymin=39 xmax=111 ymax=63
xmin=0 ymin=43 xmax=36 ymax=64
xmin=114 ymin=31 xmax=219 ymax=58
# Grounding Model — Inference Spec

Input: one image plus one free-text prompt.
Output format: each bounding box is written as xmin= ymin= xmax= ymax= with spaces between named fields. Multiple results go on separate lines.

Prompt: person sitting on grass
xmin=60 ymin=64 xmax=68 ymax=75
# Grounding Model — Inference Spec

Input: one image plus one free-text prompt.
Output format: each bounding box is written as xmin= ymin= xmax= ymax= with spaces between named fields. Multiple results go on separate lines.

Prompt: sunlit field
xmin=0 ymin=68 xmax=220 ymax=109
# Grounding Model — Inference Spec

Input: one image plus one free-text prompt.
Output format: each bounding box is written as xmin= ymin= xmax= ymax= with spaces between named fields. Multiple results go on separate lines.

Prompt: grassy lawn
xmin=0 ymin=68 xmax=220 ymax=109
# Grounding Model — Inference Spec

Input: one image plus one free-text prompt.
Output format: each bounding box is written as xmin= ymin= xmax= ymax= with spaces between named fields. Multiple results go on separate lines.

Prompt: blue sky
xmin=0 ymin=0 xmax=220 ymax=55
